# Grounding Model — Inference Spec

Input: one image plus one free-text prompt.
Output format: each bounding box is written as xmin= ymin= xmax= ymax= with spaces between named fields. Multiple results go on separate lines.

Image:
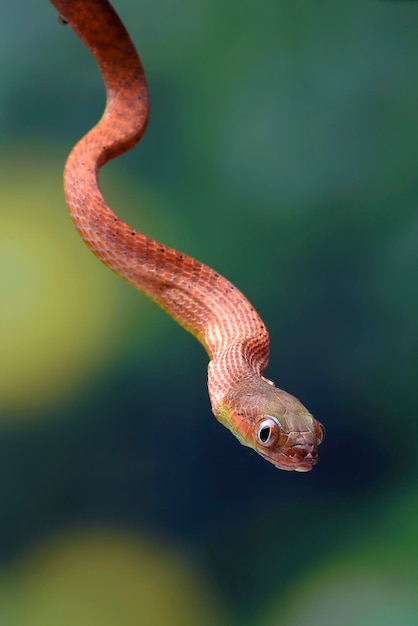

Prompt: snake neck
xmin=207 ymin=334 xmax=270 ymax=415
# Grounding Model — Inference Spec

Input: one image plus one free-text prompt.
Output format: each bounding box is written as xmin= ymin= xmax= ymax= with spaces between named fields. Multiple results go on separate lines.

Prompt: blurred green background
xmin=1 ymin=1 xmax=418 ymax=624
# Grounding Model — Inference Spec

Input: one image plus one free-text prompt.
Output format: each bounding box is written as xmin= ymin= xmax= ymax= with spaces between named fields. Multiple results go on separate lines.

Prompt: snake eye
xmin=317 ymin=421 xmax=326 ymax=444
xmin=256 ymin=417 xmax=281 ymax=448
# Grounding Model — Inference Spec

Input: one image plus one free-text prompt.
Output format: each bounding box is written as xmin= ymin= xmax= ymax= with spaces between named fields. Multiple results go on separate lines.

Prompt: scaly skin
xmin=49 ymin=0 xmax=325 ymax=471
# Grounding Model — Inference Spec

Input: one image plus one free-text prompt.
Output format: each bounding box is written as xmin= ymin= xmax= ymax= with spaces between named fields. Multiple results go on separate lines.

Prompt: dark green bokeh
xmin=1 ymin=1 xmax=417 ymax=624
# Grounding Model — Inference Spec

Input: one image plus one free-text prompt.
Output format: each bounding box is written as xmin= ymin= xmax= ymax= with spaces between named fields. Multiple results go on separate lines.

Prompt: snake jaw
xmin=261 ymin=438 xmax=319 ymax=472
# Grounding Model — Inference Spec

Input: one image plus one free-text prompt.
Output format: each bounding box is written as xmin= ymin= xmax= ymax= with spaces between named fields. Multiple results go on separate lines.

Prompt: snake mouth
xmin=280 ymin=457 xmax=316 ymax=472
xmin=280 ymin=458 xmax=316 ymax=472
xmin=257 ymin=445 xmax=318 ymax=472
xmin=294 ymin=463 xmax=315 ymax=473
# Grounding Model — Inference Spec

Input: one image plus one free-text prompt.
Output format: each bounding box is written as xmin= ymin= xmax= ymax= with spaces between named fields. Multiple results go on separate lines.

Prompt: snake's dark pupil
xmin=259 ymin=426 xmax=270 ymax=443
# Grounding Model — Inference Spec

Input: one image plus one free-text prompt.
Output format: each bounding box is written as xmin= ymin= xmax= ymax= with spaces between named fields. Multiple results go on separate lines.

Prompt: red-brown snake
xmin=49 ymin=0 xmax=324 ymax=471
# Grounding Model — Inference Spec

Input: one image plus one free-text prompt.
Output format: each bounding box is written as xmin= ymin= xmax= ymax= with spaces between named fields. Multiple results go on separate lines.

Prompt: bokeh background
xmin=1 ymin=1 xmax=417 ymax=624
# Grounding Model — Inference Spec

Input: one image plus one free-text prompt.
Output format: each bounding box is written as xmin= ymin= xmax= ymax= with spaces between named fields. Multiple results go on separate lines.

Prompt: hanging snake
xmin=49 ymin=0 xmax=324 ymax=471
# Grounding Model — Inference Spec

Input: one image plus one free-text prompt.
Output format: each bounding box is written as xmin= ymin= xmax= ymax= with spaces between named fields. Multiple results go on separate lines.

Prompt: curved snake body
xmin=50 ymin=0 xmax=324 ymax=471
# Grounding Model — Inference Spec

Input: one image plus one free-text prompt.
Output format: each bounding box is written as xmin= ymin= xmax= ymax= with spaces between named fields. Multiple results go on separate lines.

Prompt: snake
xmin=49 ymin=0 xmax=324 ymax=472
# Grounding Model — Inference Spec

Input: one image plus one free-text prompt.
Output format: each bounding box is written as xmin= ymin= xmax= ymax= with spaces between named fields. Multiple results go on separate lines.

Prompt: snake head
xmin=216 ymin=377 xmax=325 ymax=472
xmin=251 ymin=390 xmax=325 ymax=472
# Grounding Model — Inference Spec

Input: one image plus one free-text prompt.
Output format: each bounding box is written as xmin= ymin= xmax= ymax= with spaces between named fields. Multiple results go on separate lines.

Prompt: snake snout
xmin=289 ymin=442 xmax=318 ymax=470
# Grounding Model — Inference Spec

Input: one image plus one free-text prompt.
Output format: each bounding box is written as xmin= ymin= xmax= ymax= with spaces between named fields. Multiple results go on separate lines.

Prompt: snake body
xmin=50 ymin=0 xmax=324 ymax=471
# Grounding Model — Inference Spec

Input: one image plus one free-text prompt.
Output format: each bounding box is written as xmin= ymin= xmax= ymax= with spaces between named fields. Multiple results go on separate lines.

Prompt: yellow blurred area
xmin=8 ymin=528 xmax=226 ymax=626
xmin=0 ymin=148 xmax=129 ymax=417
